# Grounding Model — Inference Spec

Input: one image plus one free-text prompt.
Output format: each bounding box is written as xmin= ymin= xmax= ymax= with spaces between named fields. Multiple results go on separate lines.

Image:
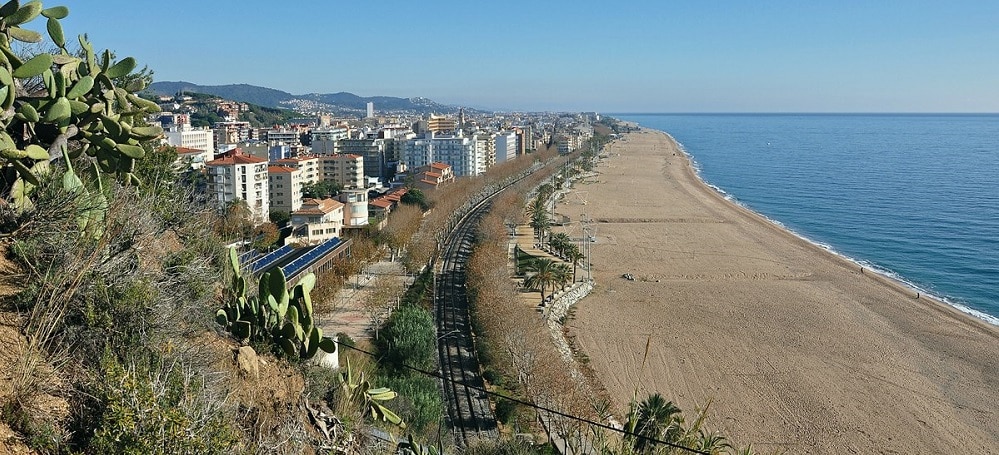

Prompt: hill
xmin=149 ymin=81 xmax=463 ymax=114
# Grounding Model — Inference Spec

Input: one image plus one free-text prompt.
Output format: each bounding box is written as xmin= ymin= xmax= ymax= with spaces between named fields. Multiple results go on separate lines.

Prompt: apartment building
xmin=494 ymin=131 xmax=518 ymax=163
xmin=427 ymin=114 xmax=457 ymax=133
xmin=319 ymin=154 xmax=365 ymax=189
xmin=338 ymin=189 xmax=368 ymax=227
xmin=402 ymin=134 xmax=483 ymax=177
xmin=268 ymin=165 xmax=304 ymax=213
xmin=339 ymin=138 xmax=389 ymax=182
xmin=274 ymin=156 xmax=320 ymax=184
xmin=164 ymin=119 xmax=215 ymax=157
xmin=310 ymin=127 xmax=349 ymax=155
xmin=474 ymin=133 xmax=495 ymax=172
xmin=205 ymin=149 xmax=269 ymax=222
xmin=213 ymin=121 xmax=254 ymax=146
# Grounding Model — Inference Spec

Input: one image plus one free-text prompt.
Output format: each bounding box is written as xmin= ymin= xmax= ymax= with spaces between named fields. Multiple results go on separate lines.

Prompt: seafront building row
xmin=159 ymin=103 xmax=598 ymax=238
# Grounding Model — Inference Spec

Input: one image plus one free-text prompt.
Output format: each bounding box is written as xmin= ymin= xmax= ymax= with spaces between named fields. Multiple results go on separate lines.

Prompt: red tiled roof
xmin=293 ymin=198 xmax=343 ymax=215
xmin=174 ymin=146 xmax=204 ymax=155
xmin=429 ymin=162 xmax=449 ymax=170
xmin=370 ymin=199 xmax=392 ymax=208
xmin=268 ymin=165 xmax=297 ymax=173
xmin=206 ymin=153 xmax=267 ymax=166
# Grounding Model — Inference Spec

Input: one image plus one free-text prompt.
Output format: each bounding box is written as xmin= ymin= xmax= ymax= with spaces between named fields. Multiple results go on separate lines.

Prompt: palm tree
xmin=549 ymin=232 xmax=572 ymax=257
xmin=552 ymin=262 xmax=572 ymax=292
xmin=523 ymin=258 xmax=559 ymax=304
xmin=563 ymin=245 xmax=585 ymax=283
xmin=626 ymin=393 xmax=684 ymax=454
xmin=526 ymin=197 xmax=550 ymax=245
xmin=695 ymin=430 xmax=732 ymax=455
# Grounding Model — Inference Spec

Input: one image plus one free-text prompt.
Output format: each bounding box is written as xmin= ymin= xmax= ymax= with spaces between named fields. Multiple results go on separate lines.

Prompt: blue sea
xmin=614 ymin=114 xmax=999 ymax=325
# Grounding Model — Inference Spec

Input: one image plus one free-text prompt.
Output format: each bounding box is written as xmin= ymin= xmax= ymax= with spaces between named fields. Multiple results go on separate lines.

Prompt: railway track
xmin=436 ymin=199 xmax=498 ymax=446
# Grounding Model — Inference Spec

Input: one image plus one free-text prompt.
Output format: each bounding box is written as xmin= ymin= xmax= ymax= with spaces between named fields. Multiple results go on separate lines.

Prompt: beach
xmin=560 ymin=129 xmax=999 ymax=453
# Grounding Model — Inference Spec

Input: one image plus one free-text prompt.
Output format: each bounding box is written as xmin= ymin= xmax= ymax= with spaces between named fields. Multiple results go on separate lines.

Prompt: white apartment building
xmin=274 ymin=156 xmax=320 ymax=184
xmin=473 ymin=133 xmax=495 ymax=173
xmin=319 ymin=154 xmax=365 ymax=189
xmin=205 ymin=150 xmax=269 ymax=223
xmin=494 ymin=131 xmax=518 ymax=164
xmin=311 ymin=127 xmax=349 ymax=155
xmin=164 ymin=121 xmax=215 ymax=157
xmin=268 ymin=165 xmax=304 ymax=214
xmin=402 ymin=134 xmax=483 ymax=177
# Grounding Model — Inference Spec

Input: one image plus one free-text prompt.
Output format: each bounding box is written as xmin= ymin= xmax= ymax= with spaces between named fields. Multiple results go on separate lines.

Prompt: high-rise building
xmin=402 ymin=135 xmax=483 ymax=177
xmin=366 ymin=102 xmax=374 ymax=118
xmin=268 ymin=165 xmax=304 ymax=214
xmin=339 ymin=138 xmax=389 ymax=183
xmin=494 ymin=131 xmax=518 ymax=164
xmin=426 ymin=114 xmax=457 ymax=133
xmin=205 ymin=150 xmax=269 ymax=223
xmin=319 ymin=154 xmax=365 ymax=189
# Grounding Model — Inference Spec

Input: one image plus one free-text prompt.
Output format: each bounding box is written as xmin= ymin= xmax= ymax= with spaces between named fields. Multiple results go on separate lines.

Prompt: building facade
xmin=205 ymin=150 xmax=269 ymax=223
xmin=319 ymin=154 xmax=365 ymax=189
xmin=402 ymin=135 xmax=483 ymax=177
xmin=286 ymin=198 xmax=344 ymax=245
xmin=268 ymin=165 xmax=304 ymax=214
xmin=494 ymin=131 xmax=518 ymax=163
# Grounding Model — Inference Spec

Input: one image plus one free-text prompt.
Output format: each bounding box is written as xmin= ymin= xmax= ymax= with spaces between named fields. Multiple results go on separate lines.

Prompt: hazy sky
xmin=52 ymin=0 xmax=999 ymax=112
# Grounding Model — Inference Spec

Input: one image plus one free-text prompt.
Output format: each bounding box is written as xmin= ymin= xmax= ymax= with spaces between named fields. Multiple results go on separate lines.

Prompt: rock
xmin=234 ymin=346 xmax=259 ymax=379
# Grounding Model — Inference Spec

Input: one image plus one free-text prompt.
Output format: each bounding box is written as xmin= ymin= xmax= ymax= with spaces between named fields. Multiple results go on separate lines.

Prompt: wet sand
xmin=561 ymin=129 xmax=999 ymax=454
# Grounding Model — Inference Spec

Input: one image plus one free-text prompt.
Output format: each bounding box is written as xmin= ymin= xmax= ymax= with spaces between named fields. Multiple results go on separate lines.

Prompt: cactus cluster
xmin=216 ymin=247 xmax=337 ymax=360
xmin=0 ymin=1 xmax=162 ymax=211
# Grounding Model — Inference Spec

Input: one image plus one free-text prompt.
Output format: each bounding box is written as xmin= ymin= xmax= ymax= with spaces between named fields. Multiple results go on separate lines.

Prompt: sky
xmin=46 ymin=0 xmax=999 ymax=112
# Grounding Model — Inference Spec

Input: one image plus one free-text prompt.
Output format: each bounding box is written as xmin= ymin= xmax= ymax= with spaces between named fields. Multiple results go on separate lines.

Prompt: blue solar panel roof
xmin=282 ymin=238 xmax=342 ymax=278
xmin=250 ymin=244 xmax=295 ymax=274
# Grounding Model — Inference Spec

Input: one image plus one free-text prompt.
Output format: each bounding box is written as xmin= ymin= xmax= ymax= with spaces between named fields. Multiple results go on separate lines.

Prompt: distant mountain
xmin=148 ymin=81 xmax=463 ymax=114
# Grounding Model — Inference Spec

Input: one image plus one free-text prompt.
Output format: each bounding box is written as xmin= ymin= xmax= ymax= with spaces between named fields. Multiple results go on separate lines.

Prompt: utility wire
xmin=337 ymin=343 xmax=712 ymax=455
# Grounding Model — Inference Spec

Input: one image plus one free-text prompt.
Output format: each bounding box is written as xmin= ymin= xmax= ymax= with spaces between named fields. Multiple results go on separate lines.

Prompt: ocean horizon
xmin=614 ymin=113 xmax=999 ymax=325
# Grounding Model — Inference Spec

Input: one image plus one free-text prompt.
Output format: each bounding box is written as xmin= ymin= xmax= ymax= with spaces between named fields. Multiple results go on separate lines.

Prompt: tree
xmin=526 ymin=197 xmax=550 ymax=245
xmin=563 ymin=245 xmax=584 ymax=283
xmin=400 ymin=188 xmax=430 ymax=211
xmin=269 ymin=210 xmax=290 ymax=227
xmin=250 ymin=222 xmax=279 ymax=250
xmin=626 ymin=393 xmax=684 ymax=453
xmin=302 ymin=180 xmax=340 ymax=199
xmin=549 ymin=232 xmax=572 ymax=257
xmin=523 ymin=258 xmax=570 ymax=304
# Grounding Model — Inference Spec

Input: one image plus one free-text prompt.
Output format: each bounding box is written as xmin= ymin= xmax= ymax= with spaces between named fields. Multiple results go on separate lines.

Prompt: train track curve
xmin=435 ymin=198 xmax=499 ymax=446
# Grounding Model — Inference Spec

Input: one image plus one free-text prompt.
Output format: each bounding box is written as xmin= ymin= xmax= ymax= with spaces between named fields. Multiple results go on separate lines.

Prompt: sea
xmin=613 ymin=113 xmax=999 ymax=325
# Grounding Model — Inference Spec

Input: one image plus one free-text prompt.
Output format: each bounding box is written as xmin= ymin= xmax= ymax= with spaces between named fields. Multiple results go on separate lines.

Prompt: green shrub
xmin=380 ymin=304 xmax=436 ymax=373
xmin=381 ymin=373 xmax=443 ymax=434
xmin=85 ymin=352 xmax=241 ymax=454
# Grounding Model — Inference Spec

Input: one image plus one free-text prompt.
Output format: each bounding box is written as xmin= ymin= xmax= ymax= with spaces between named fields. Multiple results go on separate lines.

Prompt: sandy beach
xmin=560 ymin=129 xmax=999 ymax=453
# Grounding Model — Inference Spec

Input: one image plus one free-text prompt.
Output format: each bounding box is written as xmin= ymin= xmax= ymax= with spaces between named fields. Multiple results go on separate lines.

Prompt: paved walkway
xmin=317 ymin=257 xmax=414 ymax=342
xmin=510 ymin=225 xmax=579 ymax=308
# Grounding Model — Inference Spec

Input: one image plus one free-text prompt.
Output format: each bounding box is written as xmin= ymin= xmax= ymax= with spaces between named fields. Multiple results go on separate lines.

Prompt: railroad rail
xmin=435 ymin=199 xmax=498 ymax=446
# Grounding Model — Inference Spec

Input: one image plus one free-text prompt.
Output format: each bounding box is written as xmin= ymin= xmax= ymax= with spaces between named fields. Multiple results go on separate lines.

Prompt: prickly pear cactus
xmin=217 ymin=247 xmax=338 ymax=360
xmin=0 ymin=1 xmax=163 ymax=211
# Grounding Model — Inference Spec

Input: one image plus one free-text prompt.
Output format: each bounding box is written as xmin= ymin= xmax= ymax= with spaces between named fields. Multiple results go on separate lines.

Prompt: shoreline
xmin=561 ymin=128 xmax=999 ymax=453
xmin=663 ymin=130 xmax=999 ymax=329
